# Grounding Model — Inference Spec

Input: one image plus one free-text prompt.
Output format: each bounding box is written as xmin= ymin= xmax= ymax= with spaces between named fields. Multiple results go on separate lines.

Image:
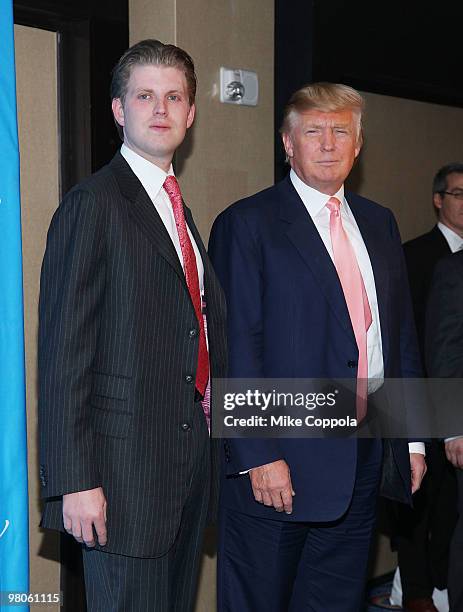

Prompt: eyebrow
xmin=305 ymin=122 xmax=351 ymax=129
xmin=134 ymin=87 xmax=184 ymax=95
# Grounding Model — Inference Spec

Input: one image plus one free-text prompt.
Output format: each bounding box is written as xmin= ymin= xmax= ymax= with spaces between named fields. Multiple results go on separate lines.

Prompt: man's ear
xmin=433 ymin=192 xmax=443 ymax=210
xmin=186 ymin=103 xmax=196 ymax=129
xmin=112 ymin=98 xmax=124 ymax=127
xmin=282 ymin=132 xmax=293 ymax=159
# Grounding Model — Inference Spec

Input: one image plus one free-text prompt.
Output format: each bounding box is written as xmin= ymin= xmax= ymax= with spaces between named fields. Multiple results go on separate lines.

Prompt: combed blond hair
xmin=280 ymin=82 xmax=364 ymax=145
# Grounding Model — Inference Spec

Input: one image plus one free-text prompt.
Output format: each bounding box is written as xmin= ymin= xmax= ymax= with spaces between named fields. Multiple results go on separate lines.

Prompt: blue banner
xmin=0 ymin=0 xmax=30 ymax=608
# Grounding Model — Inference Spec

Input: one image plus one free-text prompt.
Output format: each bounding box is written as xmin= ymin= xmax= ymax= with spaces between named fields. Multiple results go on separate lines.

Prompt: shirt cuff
xmin=408 ymin=442 xmax=425 ymax=455
xmin=445 ymin=436 xmax=463 ymax=443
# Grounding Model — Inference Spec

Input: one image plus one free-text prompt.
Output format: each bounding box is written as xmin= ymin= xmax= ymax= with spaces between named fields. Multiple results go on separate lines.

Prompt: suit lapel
xmin=110 ymin=152 xmax=186 ymax=286
xmin=111 ymin=150 xmax=212 ymax=317
xmin=279 ymin=177 xmax=394 ymax=357
xmin=185 ymin=205 xmax=225 ymax=315
xmin=278 ymin=177 xmax=354 ymax=341
xmin=430 ymin=224 xmax=452 ymax=256
xmin=185 ymin=205 xmax=207 ymax=272
xmin=184 ymin=205 xmax=212 ymax=296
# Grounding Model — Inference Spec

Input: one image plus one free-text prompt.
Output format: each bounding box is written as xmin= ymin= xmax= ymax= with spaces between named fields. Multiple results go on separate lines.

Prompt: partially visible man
xmin=38 ymin=39 xmax=226 ymax=611
xmin=209 ymin=82 xmax=426 ymax=612
xmin=395 ymin=164 xmax=463 ymax=611
xmin=426 ymin=250 xmax=463 ymax=612
xmin=404 ymin=163 xmax=463 ymax=359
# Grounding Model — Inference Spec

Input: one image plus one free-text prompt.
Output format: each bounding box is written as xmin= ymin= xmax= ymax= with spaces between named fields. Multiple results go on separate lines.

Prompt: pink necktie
xmin=163 ymin=176 xmax=209 ymax=400
xmin=326 ymin=197 xmax=372 ymax=422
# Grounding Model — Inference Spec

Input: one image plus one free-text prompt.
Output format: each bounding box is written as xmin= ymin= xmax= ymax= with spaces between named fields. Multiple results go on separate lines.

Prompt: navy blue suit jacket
xmin=209 ymin=175 xmax=422 ymax=522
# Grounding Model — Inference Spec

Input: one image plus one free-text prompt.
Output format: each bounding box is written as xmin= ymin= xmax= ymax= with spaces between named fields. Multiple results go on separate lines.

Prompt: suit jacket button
xmin=189 ymin=329 xmax=197 ymax=338
xmin=185 ymin=375 xmax=194 ymax=383
xmin=39 ymin=465 xmax=47 ymax=487
xmin=347 ymin=360 xmax=358 ymax=368
xmin=181 ymin=422 xmax=191 ymax=431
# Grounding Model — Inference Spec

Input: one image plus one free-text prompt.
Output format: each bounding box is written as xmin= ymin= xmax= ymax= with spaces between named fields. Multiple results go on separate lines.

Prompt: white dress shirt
xmin=438 ymin=222 xmax=463 ymax=253
xmin=290 ymin=170 xmax=424 ymax=455
xmin=121 ymin=143 xmax=205 ymax=295
xmin=290 ymin=170 xmax=384 ymax=388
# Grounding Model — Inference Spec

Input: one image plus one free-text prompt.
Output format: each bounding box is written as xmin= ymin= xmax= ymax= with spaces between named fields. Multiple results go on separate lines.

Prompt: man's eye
xmin=138 ymin=93 xmax=150 ymax=100
xmin=335 ymin=129 xmax=348 ymax=134
xmin=167 ymin=94 xmax=179 ymax=101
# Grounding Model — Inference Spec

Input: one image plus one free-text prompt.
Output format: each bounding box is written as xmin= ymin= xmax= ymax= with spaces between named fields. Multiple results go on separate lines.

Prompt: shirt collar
xmin=289 ymin=168 xmax=345 ymax=218
xmin=438 ymin=221 xmax=463 ymax=253
xmin=121 ymin=143 xmax=174 ymax=201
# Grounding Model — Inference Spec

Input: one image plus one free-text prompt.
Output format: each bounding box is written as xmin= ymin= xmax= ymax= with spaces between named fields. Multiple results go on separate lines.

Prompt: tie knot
xmin=163 ymin=175 xmax=182 ymax=204
xmin=326 ymin=196 xmax=341 ymax=214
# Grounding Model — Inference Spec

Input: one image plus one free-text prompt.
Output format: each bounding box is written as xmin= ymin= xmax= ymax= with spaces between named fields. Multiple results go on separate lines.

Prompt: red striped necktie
xmin=163 ymin=175 xmax=209 ymax=398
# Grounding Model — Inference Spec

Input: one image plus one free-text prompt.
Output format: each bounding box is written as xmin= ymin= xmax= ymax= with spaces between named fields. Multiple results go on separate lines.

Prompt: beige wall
xmin=15 ymin=24 xmax=60 ymax=604
xmin=176 ymin=1 xmax=274 ymax=239
xmin=350 ymin=91 xmax=463 ymax=242
xmin=130 ymin=0 xmax=274 ymax=241
xmin=129 ymin=0 xmax=175 ymax=43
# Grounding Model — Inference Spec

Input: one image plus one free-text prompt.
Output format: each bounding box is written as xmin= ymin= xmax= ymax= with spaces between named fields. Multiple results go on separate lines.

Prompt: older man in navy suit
xmin=209 ymin=83 xmax=426 ymax=612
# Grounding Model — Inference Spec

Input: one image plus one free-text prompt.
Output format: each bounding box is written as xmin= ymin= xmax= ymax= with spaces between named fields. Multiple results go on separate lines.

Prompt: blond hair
xmin=280 ymin=82 xmax=364 ymax=145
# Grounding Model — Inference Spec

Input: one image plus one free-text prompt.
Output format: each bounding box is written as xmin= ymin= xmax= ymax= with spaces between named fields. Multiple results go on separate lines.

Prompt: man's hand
xmin=249 ymin=459 xmax=295 ymax=514
xmin=445 ymin=438 xmax=463 ymax=469
xmin=410 ymin=453 xmax=427 ymax=494
xmin=63 ymin=487 xmax=107 ymax=547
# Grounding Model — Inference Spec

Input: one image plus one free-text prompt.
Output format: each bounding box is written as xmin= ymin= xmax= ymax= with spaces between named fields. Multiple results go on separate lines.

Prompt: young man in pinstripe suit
xmin=38 ymin=39 xmax=227 ymax=611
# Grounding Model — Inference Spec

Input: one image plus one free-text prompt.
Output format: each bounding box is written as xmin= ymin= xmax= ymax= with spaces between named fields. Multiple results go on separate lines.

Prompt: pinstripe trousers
xmin=82 ymin=408 xmax=211 ymax=612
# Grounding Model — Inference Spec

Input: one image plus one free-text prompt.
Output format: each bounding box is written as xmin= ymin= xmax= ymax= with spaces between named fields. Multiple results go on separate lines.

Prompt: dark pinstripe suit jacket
xmin=38 ymin=152 xmax=227 ymax=557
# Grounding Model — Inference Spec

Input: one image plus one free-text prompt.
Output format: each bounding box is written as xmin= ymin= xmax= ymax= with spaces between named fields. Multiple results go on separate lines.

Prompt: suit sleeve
xmin=388 ymin=212 xmax=422 ymax=378
xmin=403 ymin=242 xmax=427 ymax=363
xmin=388 ymin=212 xmax=428 ymax=446
xmin=425 ymin=256 xmax=463 ymax=439
xmin=209 ymin=208 xmax=282 ymax=473
xmin=426 ymin=257 xmax=463 ymax=378
xmin=38 ymin=189 xmax=106 ymax=498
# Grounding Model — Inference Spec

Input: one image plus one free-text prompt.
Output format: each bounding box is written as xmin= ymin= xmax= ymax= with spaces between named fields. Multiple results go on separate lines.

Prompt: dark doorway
xmin=274 ymin=0 xmax=314 ymax=182
xmin=14 ymin=0 xmax=128 ymax=196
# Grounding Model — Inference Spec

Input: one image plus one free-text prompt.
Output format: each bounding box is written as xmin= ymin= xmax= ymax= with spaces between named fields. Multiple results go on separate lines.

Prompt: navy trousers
xmin=218 ymin=439 xmax=382 ymax=612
